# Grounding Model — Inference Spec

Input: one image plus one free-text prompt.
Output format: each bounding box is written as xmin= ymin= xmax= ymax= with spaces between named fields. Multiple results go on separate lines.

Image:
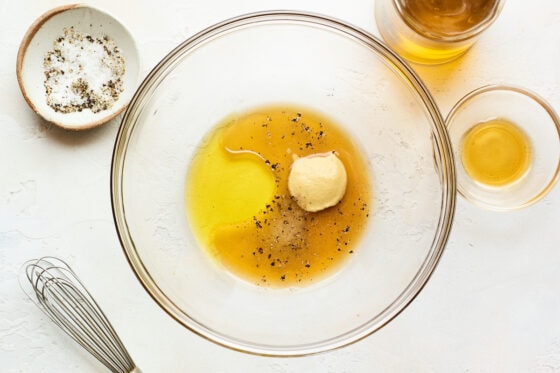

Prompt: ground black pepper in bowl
xmin=43 ymin=26 xmax=125 ymax=114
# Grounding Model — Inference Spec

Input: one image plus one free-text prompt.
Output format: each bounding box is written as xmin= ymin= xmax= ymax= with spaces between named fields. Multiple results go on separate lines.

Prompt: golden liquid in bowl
xmin=379 ymin=0 xmax=501 ymax=63
xmin=398 ymin=0 xmax=500 ymax=37
xmin=185 ymin=105 xmax=372 ymax=287
xmin=461 ymin=118 xmax=532 ymax=187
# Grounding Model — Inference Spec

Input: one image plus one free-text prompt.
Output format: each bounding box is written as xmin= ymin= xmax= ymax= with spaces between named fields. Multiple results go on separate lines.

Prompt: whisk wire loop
xmin=20 ymin=257 xmax=140 ymax=373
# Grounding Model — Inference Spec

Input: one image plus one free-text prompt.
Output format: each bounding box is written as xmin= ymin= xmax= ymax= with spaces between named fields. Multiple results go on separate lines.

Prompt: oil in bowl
xmin=185 ymin=105 xmax=372 ymax=287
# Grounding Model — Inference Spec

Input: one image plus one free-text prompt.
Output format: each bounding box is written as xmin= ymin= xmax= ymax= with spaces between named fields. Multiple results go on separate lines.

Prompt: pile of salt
xmin=43 ymin=27 xmax=126 ymax=114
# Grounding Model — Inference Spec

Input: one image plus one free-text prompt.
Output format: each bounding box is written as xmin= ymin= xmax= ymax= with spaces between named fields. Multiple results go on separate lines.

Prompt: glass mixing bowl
xmin=111 ymin=11 xmax=456 ymax=356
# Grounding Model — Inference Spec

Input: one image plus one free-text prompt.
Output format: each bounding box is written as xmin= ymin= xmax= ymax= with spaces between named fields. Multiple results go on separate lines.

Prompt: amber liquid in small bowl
xmin=399 ymin=0 xmax=500 ymax=37
xmin=376 ymin=0 xmax=503 ymax=64
xmin=461 ymin=118 xmax=532 ymax=187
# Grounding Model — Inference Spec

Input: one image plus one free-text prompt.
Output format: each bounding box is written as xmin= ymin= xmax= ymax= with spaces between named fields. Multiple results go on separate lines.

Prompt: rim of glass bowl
xmin=111 ymin=10 xmax=456 ymax=357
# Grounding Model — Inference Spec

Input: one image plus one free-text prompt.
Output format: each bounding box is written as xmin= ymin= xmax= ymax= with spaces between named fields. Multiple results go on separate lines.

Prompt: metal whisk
xmin=20 ymin=257 xmax=141 ymax=373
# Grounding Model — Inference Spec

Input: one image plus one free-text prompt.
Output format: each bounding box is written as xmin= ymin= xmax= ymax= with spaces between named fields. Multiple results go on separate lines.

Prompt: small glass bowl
xmin=446 ymin=85 xmax=560 ymax=211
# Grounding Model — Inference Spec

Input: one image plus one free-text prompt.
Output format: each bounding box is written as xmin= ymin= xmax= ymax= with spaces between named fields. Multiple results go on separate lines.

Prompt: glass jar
xmin=376 ymin=0 xmax=505 ymax=64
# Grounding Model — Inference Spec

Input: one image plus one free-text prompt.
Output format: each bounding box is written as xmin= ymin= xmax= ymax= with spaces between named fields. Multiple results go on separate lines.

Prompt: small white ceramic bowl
xmin=16 ymin=4 xmax=140 ymax=130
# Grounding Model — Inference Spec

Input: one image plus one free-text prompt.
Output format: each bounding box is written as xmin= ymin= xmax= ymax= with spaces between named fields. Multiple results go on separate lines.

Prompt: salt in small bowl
xmin=16 ymin=4 xmax=140 ymax=130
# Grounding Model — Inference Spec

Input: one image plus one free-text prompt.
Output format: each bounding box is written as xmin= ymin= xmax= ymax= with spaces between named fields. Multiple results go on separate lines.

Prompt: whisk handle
xmin=130 ymin=367 xmax=143 ymax=373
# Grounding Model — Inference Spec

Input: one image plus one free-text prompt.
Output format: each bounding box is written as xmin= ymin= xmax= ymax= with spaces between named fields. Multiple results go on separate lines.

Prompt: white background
xmin=2 ymin=0 xmax=560 ymax=372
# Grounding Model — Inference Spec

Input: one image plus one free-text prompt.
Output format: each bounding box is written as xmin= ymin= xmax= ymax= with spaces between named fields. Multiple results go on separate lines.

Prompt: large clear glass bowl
xmin=111 ymin=11 xmax=456 ymax=356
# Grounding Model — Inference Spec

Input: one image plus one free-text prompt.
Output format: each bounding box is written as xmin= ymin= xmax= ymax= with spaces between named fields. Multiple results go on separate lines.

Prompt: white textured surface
xmin=2 ymin=0 xmax=560 ymax=372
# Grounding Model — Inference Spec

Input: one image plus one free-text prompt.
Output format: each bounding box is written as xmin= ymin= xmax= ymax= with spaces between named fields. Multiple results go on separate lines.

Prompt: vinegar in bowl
xmin=461 ymin=118 xmax=532 ymax=187
xmin=185 ymin=105 xmax=372 ymax=287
